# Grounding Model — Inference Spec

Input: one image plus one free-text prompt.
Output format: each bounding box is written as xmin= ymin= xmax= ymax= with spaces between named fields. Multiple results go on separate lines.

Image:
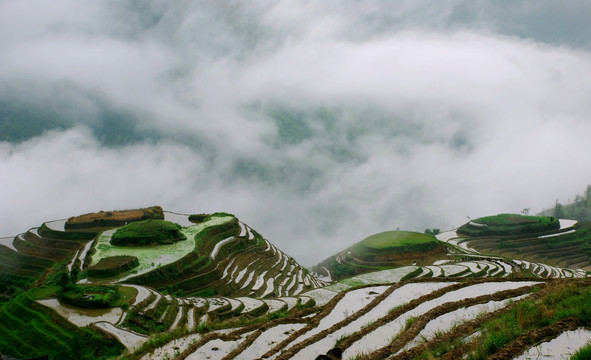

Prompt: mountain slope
xmin=314 ymin=230 xmax=448 ymax=281
xmin=1 ymin=208 xmax=591 ymax=360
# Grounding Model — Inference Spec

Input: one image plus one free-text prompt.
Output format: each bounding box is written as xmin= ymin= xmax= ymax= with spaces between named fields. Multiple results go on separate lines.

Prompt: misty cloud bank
xmin=2 ymin=1 xmax=591 ymax=265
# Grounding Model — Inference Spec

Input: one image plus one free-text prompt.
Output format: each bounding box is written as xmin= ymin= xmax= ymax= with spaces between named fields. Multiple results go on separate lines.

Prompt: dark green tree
xmin=554 ymin=200 xmax=565 ymax=219
xmin=70 ymin=266 xmax=79 ymax=285
xmin=424 ymin=228 xmax=440 ymax=236
xmin=57 ymin=271 xmax=70 ymax=289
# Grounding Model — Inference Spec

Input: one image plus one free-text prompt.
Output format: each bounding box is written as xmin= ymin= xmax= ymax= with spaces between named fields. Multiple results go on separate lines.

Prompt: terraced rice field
xmin=3 ymin=209 xmax=591 ymax=360
xmin=0 ymin=236 xmax=17 ymax=252
xmin=89 ymin=216 xmax=234 ymax=281
xmin=34 ymin=237 xmax=590 ymax=359
xmin=37 ymin=298 xmax=123 ymax=327
xmin=87 ymin=277 xmax=590 ymax=360
xmin=216 ymin=237 xmax=327 ymax=298
xmin=440 ymin=219 xmax=591 ymax=271
xmin=59 ymin=283 xmax=321 ymax=353
xmin=513 ymin=328 xmax=591 ymax=359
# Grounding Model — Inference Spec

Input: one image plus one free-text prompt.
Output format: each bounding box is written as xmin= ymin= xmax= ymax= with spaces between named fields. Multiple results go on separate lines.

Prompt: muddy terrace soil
xmin=65 ymin=206 xmax=164 ymax=229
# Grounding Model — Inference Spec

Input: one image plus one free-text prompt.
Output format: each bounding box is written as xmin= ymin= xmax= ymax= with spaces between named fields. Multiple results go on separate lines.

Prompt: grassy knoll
xmin=362 ymin=231 xmax=436 ymax=250
xmin=89 ymin=215 xmax=234 ymax=282
xmin=353 ymin=231 xmax=443 ymax=257
xmin=0 ymin=293 xmax=124 ymax=360
xmin=110 ymin=219 xmax=186 ymax=246
xmin=315 ymin=231 xmax=445 ymax=281
xmin=188 ymin=213 xmax=211 ymax=223
xmin=457 ymin=213 xmax=559 ymax=237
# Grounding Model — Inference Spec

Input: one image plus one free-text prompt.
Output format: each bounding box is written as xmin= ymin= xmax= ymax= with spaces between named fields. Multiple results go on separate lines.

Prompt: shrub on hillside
xmin=188 ymin=213 xmax=211 ymax=223
xmin=211 ymin=212 xmax=235 ymax=218
xmin=58 ymin=284 xmax=120 ymax=309
xmin=110 ymin=220 xmax=186 ymax=246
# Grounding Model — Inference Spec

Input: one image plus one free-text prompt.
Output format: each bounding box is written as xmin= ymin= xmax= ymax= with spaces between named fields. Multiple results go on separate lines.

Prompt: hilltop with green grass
xmin=316 ymin=230 xmax=447 ymax=280
xmin=354 ymin=231 xmax=442 ymax=255
xmin=110 ymin=220 xmax=186 ymax=246
xmin=455 ymin=214 xmax=591 ymax=271
xmin=457 ymin=213 xmax=560 ymax=237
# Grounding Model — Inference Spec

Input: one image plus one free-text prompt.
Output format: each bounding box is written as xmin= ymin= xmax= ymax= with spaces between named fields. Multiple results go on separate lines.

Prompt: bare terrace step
xmin=236 ymin=297 xmax=266 ymax=315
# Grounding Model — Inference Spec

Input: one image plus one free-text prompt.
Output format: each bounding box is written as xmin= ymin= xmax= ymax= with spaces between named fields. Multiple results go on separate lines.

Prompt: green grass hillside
xmin=457 ymin=213 xmax=559 ymax=237
xmin=459 ymin=220 xmax=591 ymax=270
xmin=316 ymin=230 xmax=447 ymax=281
xmin=356 ymin=231 xmax=439 ymax=254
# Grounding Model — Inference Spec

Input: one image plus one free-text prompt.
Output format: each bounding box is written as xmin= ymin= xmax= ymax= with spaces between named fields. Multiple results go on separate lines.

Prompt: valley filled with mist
xmin=2 ymin=1 xmax=591 ymax=266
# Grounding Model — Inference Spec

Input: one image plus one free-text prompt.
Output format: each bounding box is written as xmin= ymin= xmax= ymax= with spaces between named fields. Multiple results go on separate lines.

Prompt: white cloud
xmin=1 ymin=1 xmax=591 ymax=266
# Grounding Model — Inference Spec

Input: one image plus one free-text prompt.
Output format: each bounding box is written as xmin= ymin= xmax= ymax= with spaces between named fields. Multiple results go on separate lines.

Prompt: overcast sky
xmin=1 ymin=1 xmax=591 ymax=266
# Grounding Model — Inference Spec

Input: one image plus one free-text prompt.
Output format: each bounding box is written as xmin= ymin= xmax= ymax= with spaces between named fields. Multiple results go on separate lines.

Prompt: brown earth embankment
xmin=65 ymin=206 xmax=164 ymax=229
